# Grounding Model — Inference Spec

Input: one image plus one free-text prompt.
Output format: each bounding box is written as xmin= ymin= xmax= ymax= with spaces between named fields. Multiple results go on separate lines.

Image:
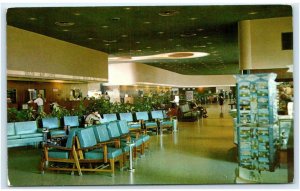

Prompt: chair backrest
xmin=119 ymin=113 xmax=133 ymax=122
xmin=151 ymin=110 xmax=164 ymax=120
xmin=180 ymin=104 xmax=191 ymax=113
xmin=102 ymin=114 xmax=118 ymax=123
xmin=65 ymin=129 xmax=78 ymax=148
xmin=135 ymin=111 xmax=150 ymax=121
xmin=76 ymin=128 xmax=97 ymax=148
xmin=42 ymin=117 xmax=60 ymax=129
xmin=117 ymin=120 xmax=130 ymax=135
xmin=106 ymin=121 xmax=121 ymax=139
xmin=93 ymin=124 xmax=111 ymax=142
xmin=7 ymin=123 xmax=15 ymax=136
xmin=64 ymin=116 xmax=79 ymax=127
xmin=14 ymin=121 xmax=37 ymax=135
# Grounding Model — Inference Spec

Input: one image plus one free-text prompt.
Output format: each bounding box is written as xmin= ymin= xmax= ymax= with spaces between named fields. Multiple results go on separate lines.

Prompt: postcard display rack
xmin=235 ymin=73 xmax=279 ymax=182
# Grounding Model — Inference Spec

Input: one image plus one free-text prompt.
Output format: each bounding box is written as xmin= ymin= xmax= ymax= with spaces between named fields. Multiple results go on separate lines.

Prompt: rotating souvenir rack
xmin=235 ymin=73 xmax=279 ymax=172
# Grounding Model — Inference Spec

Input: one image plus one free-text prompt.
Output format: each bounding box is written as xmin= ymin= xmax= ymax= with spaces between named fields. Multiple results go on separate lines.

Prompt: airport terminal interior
xmin=3 ymin=4 xmax=296 ymax=187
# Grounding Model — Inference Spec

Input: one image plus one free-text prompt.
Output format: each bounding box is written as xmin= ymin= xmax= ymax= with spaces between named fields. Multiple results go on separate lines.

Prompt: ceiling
xmin=7 ymin=5 xmax=292 ymax=75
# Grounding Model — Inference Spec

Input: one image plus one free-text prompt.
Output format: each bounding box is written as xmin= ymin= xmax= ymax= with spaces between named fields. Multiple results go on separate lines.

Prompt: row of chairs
xmin=41 ymin=120 xmax=150 ymax=176
xmin=42 ymin=110 xmax=174 ymax=138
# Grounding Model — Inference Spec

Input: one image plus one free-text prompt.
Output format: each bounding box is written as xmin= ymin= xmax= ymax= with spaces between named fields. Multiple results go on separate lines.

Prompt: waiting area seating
xmin=7 ymin=121 xmax=43 ymax=148
xmin=178 ymin=103 xmax=198 ymax=122
xmin=42 ymin=117 xmax=66 ymax=137
xmin=151 ymin=110 xmax=173 ymax=134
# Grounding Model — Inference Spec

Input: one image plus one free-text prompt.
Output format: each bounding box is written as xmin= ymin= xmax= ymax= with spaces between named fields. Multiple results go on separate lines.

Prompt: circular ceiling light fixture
xmin=144 ymin=21 xmax=151 ymax=24
xmin=197 ymin=28 xmax=204 ymax=32
xmin=180 ymin=33 xmax=197 ymax=38
xmin=101 ymin=25 xmax=109 ymax=29
xmin=158 ymin=31 xmax=164 ymax=35
xmin=28 ymin=17 xmax=37 ymax=21
xmin=74 ymin=12 xmax=81 ymax=16
xmin=88 ymin=37 xmax=94 ymax=40
xmin=103 ymin=39 xmax=117 ymax=43
xmin=55 ymin=21 xmax=75 ymax=27
xmin=121 ymin=34 xmax=128 ymax=38
xmin=168 ymin=52 xmax=194 ymax=58
xmin=248 ymin=12 xmax=258 ymax=15
xmin=62 ymin=29 xmax=69 ymax=32
xmin=158 ymin=10 xmax=179 ymax=17
xmin=111 ymin=17 xmax=121 ymax=21
xmin=189 ymin=17 xmax=198 ymax=20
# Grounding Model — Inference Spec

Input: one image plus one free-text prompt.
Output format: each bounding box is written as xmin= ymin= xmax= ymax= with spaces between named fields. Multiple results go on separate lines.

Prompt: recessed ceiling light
xmin=189 ymin=17 xmax=198 ymax=20
xmin=197 ymin=28 xmax=204 ymax=32
xmin=203 ymin=36 xmax=208 ymax=39
xmin=146 ymin=46 xmax=151 ymax=49
xmin=62 ymin=29 xmax=69 ymax=32
xmin=74 ymin=13 xmax=81 ymax=16
xmin=88 ymin=37 xmax=94 ymax=40
xmin=200 ymin=45 xmax=206 ymax=48
xmin=207 ymin=42 xmax=213 ymax=45
xmin=103 ymin=39 xmax=117 ymax=43
xmin=55 ymin=21 xmax=75 ymax=27
xmin=121 ymin=34 xmax=128 ymax=38
xmin=158 ymin=10 xmax=179 ymax=17
xmin=180 ymin=33 xmax=197 ymax=38
xmin=155 ymin=51 xmax=160 ymax=53
xmin=28 ymin=17 xmax=37 ymax=21
xmin=158 ymin=31 xmax=164 ymax=35
xmin=105 ymin=44 xmax=110 ymax=46
xmin=248 ymin=12 xmax=258 ymax=15
xmin=118 ymin=48 xmax=123 ymax=51
xmin=136 ymin=41 xmax=141 ymax=44
xmin=176 ymin=44 xmax=181 ymax=47
xmin=111 ymin=17 xmax=121 ymax=21
xmin=101 ymin=25 xmax=109 ymax=29
xmin=124 ymin=7 xmax=131 ymax=10
xmin=137 ymin=50 xmax=142 ymax=52
xmin=144 ymin=21 xmax=151 ymax=24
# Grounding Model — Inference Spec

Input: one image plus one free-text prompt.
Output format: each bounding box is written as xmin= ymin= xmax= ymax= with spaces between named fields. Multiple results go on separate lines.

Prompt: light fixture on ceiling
xmin=105 ymin=43 xmax=110 ymax=46
xmin=101 ymin=25 xmax=109 ymax=29
xmin=121 ymin=34 xmax=128 ymax=38
xmin=124 ymin=7 xmax=131 ymax=10
xmin=248 ymin=12 xmax=258 ymax=15
xmin=55 ymin=21 xmax=75 ymax=27
xmin=180 ymin=33 xmax=197 ymax=38
xmin=203 ymin=36 xmax=208 ymax=39
xmin=118 ymin=48 xmax=123 ymax=51
xmin=111 ymin=17 xmax=121 ymax=21
xmin=74 ymin=12 xmax=81 ymax=16
xmin=88 ymin=37 xmax=94 ymax=40
xmin=28 ymin=17 xmax=37 ymax=21
xmin=146 ymin=46 xmax=151 ymax=49
xmin=62 ymin=29 xmax=69 ymax=32
xmin=189 ymin=17 xmax=198 ymax=20
xmin=176 ymin=44 xmax=181 ymax=47
xmin=144 ymin=21 xmax=151 ymax=24
xmin=168 ymin=38 xmax=174 ymax=41
xmin=103 ymin=39 xmax=117 ymax=43
xmin=136 ymin=41 xmax=141 ymax=44
xmin=159 ymin=10 xmax=179 ymax=17
xmin=158 ymin=31 xmax=164 ymax=35
xmin=287 ymin=65 xmax=293 ymax=73
xmin=197 ymin=28 xmax=204 ymax=32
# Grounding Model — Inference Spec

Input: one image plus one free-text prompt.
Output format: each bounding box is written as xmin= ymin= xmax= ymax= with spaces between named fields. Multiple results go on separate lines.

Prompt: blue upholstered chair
xmin=136 ymin=111 xmax=159 ymax=135
xmin=116 ymin=120 xmax=149 ymax=157
xmin=41 ymin=129 xmax=82 ymax=176
xmin=151 ymin=110 xmax=173 ymax=134
xmin=75 ymin=128 xmax=123 ymax=174
xmin=63 ymin=116 xmax=80 ymax=128
xmin=42 ymin=117 xmax=66 ymax=137
xmin=119 ymin=112 xmax=142 ymax=130
xmin=102 ymin=113 xmax=118 ymax=123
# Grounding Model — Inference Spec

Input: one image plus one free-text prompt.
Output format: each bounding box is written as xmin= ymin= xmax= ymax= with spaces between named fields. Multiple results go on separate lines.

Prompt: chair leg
xmin=72 ymin=149 xmax=82 ymax=176
xmin=110 ymin=159 xmax=115 ymax=174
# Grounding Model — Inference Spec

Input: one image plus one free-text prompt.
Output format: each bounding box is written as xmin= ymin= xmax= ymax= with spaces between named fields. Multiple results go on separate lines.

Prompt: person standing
xmin=218 ymin=92 xmax=224 ymax=113
xmin=29 ymin=93 xmax=45 ymax=114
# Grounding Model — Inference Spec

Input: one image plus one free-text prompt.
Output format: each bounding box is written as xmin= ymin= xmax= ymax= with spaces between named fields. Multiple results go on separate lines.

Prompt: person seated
xmin=85 ymin=110 xmax=102 ymax=125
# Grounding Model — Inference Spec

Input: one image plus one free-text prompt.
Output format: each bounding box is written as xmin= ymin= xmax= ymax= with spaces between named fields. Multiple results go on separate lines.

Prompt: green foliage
xmin=7 ymin=107 xmax=36 ymax=122
xmin=49 ymin=103 xmax=70 ymax=119
xmin=71 ymin=100 xmax=86 ymax=116
xmin=86 ymin=98 xmax=111 ymax=114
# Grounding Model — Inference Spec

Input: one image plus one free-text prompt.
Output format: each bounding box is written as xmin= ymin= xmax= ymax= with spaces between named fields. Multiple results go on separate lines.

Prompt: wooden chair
xmin=136 ymin=111 xmax=158 ymax=135
xmin=151 ymin=110 xmax=173 ymax=134
xmin=75 ymin=128 xmax=123 ymax=174
xmin=40 ymin=129 xmax=82 ymax=176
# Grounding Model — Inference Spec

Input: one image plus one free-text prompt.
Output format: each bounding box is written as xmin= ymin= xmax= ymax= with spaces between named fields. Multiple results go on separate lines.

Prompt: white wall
xmin=239 ymin=17 xmax=293 ymax=70
xmin=108 ymin=62 xmax=236 ymax=87
xmin=7 ymin=26 xmax=108 ymax=82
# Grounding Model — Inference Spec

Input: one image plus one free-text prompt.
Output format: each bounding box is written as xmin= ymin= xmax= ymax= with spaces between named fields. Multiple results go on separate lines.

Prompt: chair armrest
xmin=76 ymin=144 xmax=105 ymax=151
xmin=44 ymin=144 xmax=72 ymax=151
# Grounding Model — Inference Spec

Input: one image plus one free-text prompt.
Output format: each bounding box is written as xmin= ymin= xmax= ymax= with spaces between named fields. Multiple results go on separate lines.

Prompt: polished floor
xmin=7 ymin=103 xmax=290 ymax=186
